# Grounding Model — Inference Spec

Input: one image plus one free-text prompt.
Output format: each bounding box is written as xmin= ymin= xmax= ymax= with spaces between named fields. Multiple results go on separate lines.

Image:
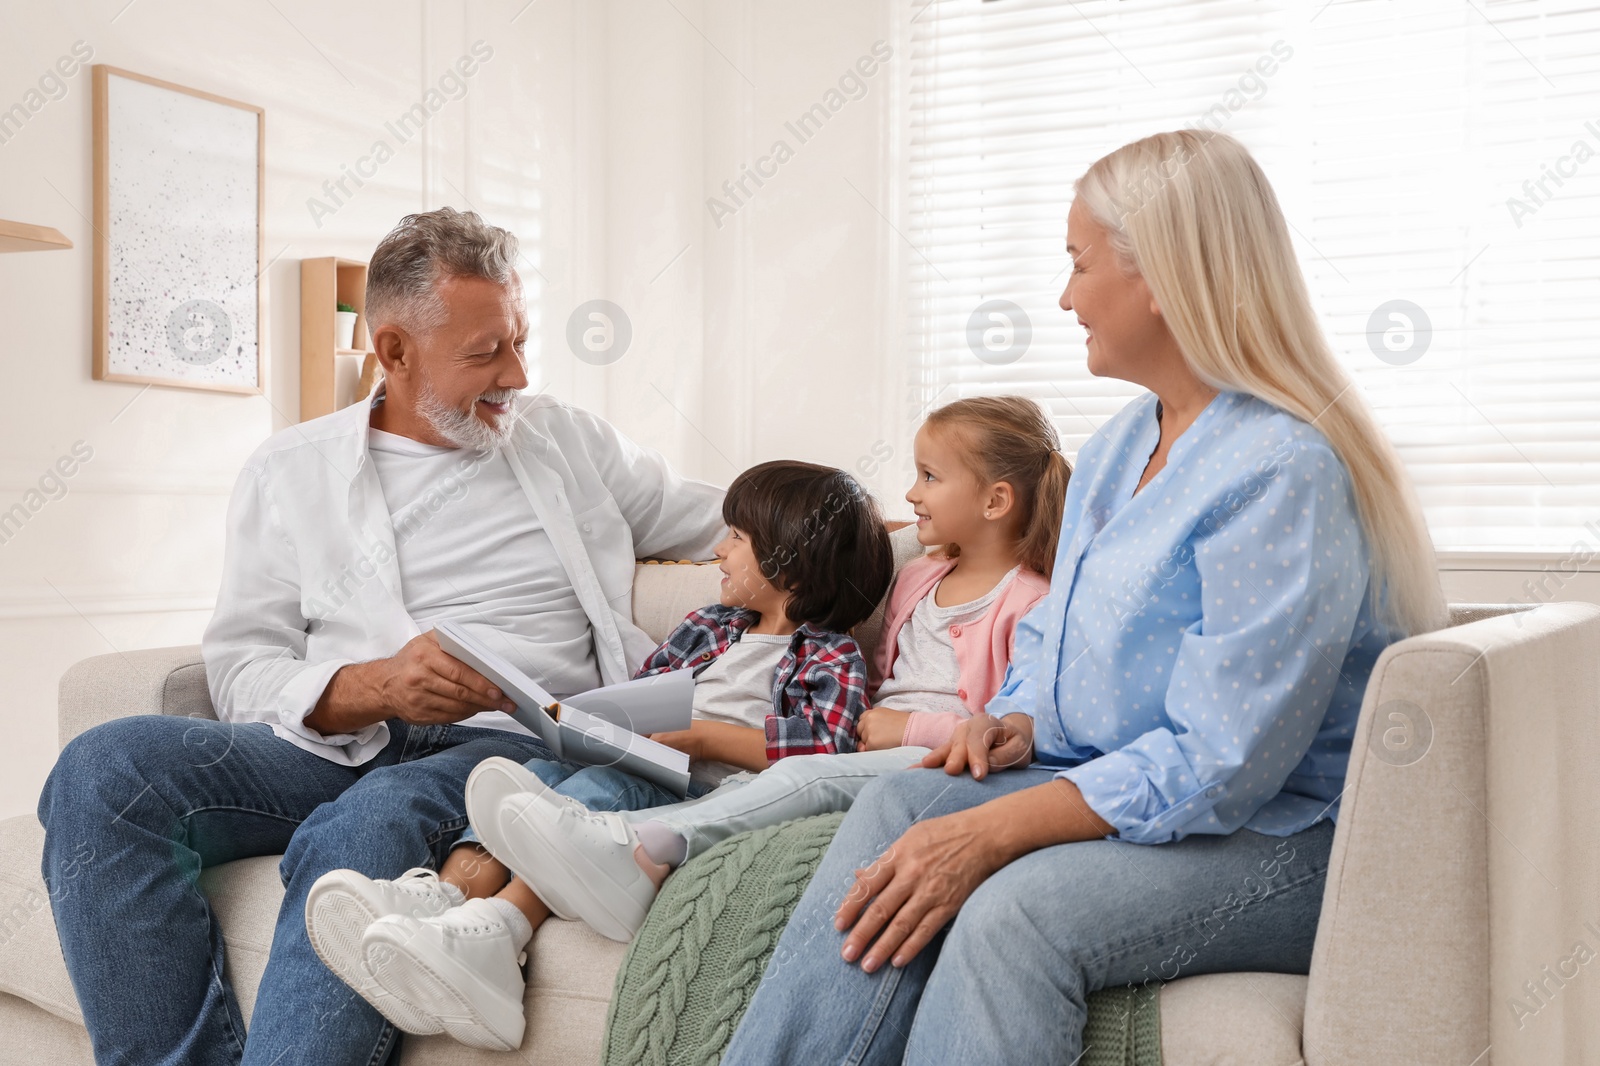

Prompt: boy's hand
xmin=649 ymin=720 xmax=770 ymax=772
xmin=857 ymin=707 xmax=912 ymax=751
xmin=647 ymin=725 xmax=702 ymax=760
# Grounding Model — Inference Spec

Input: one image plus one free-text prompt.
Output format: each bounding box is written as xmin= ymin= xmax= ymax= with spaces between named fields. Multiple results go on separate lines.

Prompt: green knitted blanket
xmin=602 ymin=813 xmax=1162 ymax=1066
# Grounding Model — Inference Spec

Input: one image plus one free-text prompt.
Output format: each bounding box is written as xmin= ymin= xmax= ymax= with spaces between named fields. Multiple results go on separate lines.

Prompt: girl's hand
xmin=921 ymin=712 xmax=1034 ymax=779
xmin=834 ymin=805 xmax=1006 ymax=972
xmin=856 ymin=707 xmax=912 ymax=751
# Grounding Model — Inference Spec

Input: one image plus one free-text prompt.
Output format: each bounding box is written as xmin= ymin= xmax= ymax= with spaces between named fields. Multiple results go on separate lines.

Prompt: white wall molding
xmin=0 ymin=590 xmax=215 ymax=621
xmin=0 ymin=469 xmax=236 ymax=496
xmin=1437 ymin=550 xmax=1600 ymax=573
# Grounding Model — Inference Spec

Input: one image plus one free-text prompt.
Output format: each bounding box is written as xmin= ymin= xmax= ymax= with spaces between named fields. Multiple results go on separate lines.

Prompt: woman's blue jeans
xmin=722 ymin=765 xmax=1336 ymax=1065
xmin=35 ymin=713 xmax=635 ymax=1066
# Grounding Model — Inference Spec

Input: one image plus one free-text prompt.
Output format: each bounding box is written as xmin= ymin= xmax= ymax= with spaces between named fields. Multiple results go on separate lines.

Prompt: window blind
xmin=906 ymin=0 xmax=1600 ymax=553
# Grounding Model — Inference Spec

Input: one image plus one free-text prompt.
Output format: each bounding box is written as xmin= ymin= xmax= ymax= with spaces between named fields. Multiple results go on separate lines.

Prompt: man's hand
xmin=857 ymin=707 xmax=912 ymax=751
xmin=305 ymin=631 xmax=516 ymax=736
xmin=920 ymin=712 xmax=1034 ymax=779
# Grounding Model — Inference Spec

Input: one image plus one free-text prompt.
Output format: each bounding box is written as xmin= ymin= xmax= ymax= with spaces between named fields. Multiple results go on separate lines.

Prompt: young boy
xmin=304 ymin=460 xmax=895 ymax=1051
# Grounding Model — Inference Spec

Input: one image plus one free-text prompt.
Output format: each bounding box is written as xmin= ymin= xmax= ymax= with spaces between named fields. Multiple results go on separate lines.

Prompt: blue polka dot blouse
xmin=990 ymin=390 xmax=1402 ymax=844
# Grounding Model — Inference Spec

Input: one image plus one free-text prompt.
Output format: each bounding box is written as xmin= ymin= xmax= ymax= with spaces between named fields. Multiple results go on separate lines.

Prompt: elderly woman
xmin=722 ymin=130 xmax=1446 ymax=1064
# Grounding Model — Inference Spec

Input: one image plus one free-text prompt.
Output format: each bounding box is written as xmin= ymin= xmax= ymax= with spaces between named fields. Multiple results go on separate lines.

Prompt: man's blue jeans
xmin=722 ymin=766 xmax=1337 ymax=1065
xmin=37 ymin=713 xmax=621 ymax=1066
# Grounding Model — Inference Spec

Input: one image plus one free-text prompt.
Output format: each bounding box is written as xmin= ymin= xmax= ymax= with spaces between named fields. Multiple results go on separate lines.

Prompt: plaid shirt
xmin=636 ymin=603 xmax=868 ymax=761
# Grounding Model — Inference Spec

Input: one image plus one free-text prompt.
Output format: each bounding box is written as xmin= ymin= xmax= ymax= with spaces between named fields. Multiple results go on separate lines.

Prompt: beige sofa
xmin=2 ymin=552 xmax=1598 ymax=1065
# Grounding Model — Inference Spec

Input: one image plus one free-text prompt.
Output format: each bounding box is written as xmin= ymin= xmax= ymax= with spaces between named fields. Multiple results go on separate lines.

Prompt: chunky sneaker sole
xmin=305 ymin=872 xmax=448 ymax=1035
xmin=363 ymin=912 xmax=526 ymax=1051
xmin=464 ymin=757 xmax=586 ymax=920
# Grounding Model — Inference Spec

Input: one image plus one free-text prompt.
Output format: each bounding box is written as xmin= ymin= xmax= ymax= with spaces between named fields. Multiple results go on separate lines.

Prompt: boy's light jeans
xmin=622 ymin=746 xmax=933 ymax=861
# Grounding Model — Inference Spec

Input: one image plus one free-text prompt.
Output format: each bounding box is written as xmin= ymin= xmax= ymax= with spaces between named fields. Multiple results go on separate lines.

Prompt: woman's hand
xmin=834 ymin=778 xmax=1116 ymax=973
xmin=834 ymin=805 xmax=1006 ymax=973
xmin=921 ymin=712 xmax=1034 ymax=779
xmin=856 ymin=707 xmax=912 ymax=751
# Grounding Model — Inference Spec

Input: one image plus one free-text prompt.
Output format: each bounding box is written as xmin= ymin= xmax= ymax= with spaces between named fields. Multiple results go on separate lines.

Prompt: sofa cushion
xmin=0 ymin=994 xmax=95 ymax=1059
xmin=631 ymin=562 xmax=724 ymax=648
xmin=1159 ymin=972 xmax=1307 ymax=1066
xmin=0 ymin=815 xmax=81 ymax=1025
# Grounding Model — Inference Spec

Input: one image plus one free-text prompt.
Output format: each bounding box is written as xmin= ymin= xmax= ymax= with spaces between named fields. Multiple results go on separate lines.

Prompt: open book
xmin=432 ymin=621 xmax=697 ymax=798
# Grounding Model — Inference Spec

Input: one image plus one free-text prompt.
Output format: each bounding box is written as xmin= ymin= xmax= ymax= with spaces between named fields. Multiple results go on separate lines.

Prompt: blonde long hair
xmin=1074 ymin=130 xmax=1446 ymax=636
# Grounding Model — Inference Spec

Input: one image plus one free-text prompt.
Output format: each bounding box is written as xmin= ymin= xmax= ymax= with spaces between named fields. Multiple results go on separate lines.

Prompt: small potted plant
xmin=335 ymin=302 xmax=359 ymax=349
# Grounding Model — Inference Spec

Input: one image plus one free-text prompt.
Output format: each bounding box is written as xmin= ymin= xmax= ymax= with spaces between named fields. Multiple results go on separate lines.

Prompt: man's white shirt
xmin=367 ymin=426 xmax=600 ymax=716
xmin=201 ymin=387 xmax=726 ymax=765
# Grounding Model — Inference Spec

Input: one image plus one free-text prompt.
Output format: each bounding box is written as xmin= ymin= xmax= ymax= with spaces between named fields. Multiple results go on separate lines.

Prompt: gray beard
xmin=416 ymin=378 xmax=520 ymax=452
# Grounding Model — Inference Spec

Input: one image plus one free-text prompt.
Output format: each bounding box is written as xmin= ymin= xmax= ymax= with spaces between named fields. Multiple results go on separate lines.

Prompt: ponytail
xmin=1020 ymin=450 xmax=1071 ymax=576
xmin=924 ymin=396 xmax=1071 ymax=577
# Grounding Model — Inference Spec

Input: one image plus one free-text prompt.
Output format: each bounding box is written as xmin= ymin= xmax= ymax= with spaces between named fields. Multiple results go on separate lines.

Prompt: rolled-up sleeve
xmin=201 ymin=465 xmax=389 ymax=765
xmin=1059 ymin=443 xmax=1368 ymax=844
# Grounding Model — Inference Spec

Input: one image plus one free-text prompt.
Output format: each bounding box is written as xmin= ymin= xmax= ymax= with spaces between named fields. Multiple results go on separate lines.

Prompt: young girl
xmin=483 ymin=397 xmax=1068 ymax=951
xmin=304 ymin=460 xmax=894 ymax=1051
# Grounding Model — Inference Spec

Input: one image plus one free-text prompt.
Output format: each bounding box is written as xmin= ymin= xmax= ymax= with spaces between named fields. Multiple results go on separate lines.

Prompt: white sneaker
xmin=495 ymin=792 xmax=668 ymax=942
xmin=305 ymin=867 xmax=463 ymax=1035
xmin=464 ymin=757 xmax=589 ymax=919
xmin=362 ymin=898 xmax=529 ymax=1051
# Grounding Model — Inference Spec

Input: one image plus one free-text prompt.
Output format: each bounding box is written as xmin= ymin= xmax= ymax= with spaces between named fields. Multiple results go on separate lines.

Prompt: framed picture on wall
xmin=92 ymin=65 xmax=263 ymax=393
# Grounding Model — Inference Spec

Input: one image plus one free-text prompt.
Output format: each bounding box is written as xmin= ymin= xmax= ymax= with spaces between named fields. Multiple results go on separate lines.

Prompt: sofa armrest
xmin=1303 ymin=600 xmax=1600 ymax=1065
xmin=57 ymin=645 xmax=213 ymax=750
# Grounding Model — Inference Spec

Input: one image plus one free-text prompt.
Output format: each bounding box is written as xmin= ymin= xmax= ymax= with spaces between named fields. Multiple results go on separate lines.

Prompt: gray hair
xmin=365 ymin=207 xmax=520 ymax=334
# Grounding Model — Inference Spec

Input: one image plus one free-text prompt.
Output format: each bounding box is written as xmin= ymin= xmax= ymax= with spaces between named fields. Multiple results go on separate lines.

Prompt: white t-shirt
xmin=871 ymin=567 xmax=1018 ymax=715
xmin=688 ymin=631 xmax=791 ymax=788
xmin=367 ymin=429 xmax=600 ymax=731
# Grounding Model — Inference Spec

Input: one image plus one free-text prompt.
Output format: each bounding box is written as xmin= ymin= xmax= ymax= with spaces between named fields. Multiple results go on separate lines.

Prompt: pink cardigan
xmin=868 ymin=553 xmax=1050 ymax=749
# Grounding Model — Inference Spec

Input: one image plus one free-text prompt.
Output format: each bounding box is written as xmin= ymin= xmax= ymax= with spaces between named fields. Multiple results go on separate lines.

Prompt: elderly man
xmin=37 ymin=208 xmax=725 ymax=1065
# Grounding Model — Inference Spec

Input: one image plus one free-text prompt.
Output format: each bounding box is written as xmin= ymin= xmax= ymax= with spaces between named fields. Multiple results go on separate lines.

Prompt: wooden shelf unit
xmin=299 ymin=257 xmax=376 ymax=421
xmin=0 ymin=219 xmax=73 ymax=253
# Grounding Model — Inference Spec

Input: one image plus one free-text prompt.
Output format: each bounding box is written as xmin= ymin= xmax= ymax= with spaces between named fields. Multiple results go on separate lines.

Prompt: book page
xmin=561 ymin=667 xmax=696 ymax=734
xmin=558 ymin=707 xmax=692 ymax=798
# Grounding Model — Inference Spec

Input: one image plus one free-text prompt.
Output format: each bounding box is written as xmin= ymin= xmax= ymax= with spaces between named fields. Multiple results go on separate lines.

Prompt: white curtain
xmin=905 ymin=0 xmax=1600 ymax=552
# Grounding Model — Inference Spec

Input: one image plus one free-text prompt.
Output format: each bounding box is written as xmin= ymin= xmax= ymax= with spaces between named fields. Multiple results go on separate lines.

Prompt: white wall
xmin=599 ymin=1 xmax=905 ymax=497
xmin=0 ymin=0 xmax=903 ymax=820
